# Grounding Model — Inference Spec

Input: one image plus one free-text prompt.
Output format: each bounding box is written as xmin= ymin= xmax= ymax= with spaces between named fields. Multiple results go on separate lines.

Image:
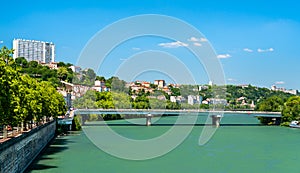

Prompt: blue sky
xmin=1 ymin=0 xmax=300 ymax=90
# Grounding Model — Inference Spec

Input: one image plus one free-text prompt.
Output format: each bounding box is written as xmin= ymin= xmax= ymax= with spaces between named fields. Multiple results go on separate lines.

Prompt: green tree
xmin=57 ymin=67 xmax=68 ymax=81
xmin=111 ymin=77 xmax=127 ymax=93
xmin=73 ymin=90 xmax=98 ymax=109
xmin=132 ymin=95 xmax=150 ymax=109
xmin=0 ymin=60 xmax=20 ymax=126
xmin=96 ymin=92 xmax=115 ymax=109
xmin=112 ymin=92 xmax=131 ymax=109
xmin=0 ymin=46 xmax=14 ymax=64
xmin=28 ymin=61 xmax=38 ymax=68
xmin=15 ymin=57 xmax=28 ymax=68
xmin=96 ymin=76 xmax=106 ymax=81
xmin=281 ymin=96 xmax=300 ymax=123
xmin=256 ymin=96 xmax=284 ymax=112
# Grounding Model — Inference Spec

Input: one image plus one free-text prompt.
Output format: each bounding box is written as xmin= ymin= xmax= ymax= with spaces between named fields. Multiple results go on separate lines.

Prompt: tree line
xmin=73 ymin=75 xmax=300 ymax=125
xmin=256 ymin=95 xmax=300 ymax=125
xmin=0 ymin=47 xmax=66 ymax=131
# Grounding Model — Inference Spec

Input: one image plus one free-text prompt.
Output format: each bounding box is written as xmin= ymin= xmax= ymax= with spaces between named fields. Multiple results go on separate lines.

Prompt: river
xmin=27 ymin=113 xmax=300 ymax=173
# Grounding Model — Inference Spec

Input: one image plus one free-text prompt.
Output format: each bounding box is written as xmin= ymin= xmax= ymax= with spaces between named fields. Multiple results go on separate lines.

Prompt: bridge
xmin=74 ymin=109 xmax=282 ymax=115
xmin=73 ymin=109 xmax=282 ymax=127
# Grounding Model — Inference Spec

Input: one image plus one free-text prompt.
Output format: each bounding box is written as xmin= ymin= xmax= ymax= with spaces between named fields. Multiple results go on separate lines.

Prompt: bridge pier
xmin=146 ymin=114 xmax=152 ymax=126
xmin=211 ymin=115 xmax=222 ymax=127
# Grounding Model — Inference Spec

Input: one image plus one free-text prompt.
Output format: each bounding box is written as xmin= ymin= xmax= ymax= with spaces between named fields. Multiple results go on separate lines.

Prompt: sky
xmin=1 ymin=0 xmax=300 ymax=90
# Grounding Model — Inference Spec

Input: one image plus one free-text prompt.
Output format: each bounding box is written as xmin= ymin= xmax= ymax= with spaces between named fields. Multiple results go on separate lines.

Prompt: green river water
xmin=28 ymin=113 xmax=300 ymax=173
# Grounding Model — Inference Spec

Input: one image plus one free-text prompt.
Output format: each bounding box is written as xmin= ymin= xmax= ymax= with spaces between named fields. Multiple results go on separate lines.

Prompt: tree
xmin=28 ymin=61 xmax=38 ymax=68
xmin=132 ymin=95 xmax=150 ymax=109
xmin=0 ymin=60 xmax=20 ymax=126
xmin=95 ymin=92 xmax=115 ymax=109
xmin=170 ymin=86 xmax=181 ymax=96
xmin=111 ymin=77 xmax=127 ymax=93
xmin=73 ymin=90 xmax=98 ymax=109
xmin=15 ymin=57 xmax=28 ymax=68
xmin=281 ymin=96 xmax=300 ymax=123
xmin=96 ymin=76 xmax=106 ymax=81
xmin=256 ymin=96 xmax=284 ymax=112
xmin=111 ymin=92 xmax=131 ymax=109
xmin=57 ymin=67 xmax=68 ymax=81
xmin=0 ymin=50 xmax=66 ymax=130
xmin=0 ymin=46 xmax=14 ymax=64
xmin=57 ymin=62 xmax=66 ymax=67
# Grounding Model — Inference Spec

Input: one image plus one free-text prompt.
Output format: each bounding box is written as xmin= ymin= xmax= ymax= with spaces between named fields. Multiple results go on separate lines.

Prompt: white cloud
xmin=243 ymin=48 xmax=253 ymax=52
xmin=227 ymin=78 xmax=237 ymax=82
xmin=188 ymin=37 xmax=199 ymax=42
xmin=0 ymin=40 xmax=3 ymax=44
xmin=193 ymin=42 xmax=202 ymax=47
xmin=188 ymin=37 xmax=208 ymax=42
xmin=132 ymin=47 xmax=141 ymax=51
xmin=200 ymin=38 xmax=208 ymax=42
xmin=120 ymin=58 xmax=128 ymax=61
xmin=217 ymin=54 xmax=231 ymax=59
xmin=158 ymin=41 xmax=188 ymax=48
xmin=275 ymin=81 xmax=285 ymax=85
xmin=257 ymin=48 xmax=274 ymax=53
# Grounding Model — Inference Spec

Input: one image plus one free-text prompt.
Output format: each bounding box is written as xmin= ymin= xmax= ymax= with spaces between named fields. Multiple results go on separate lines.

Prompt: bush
xmin=72 ymin=115 xmax=82 ymax=131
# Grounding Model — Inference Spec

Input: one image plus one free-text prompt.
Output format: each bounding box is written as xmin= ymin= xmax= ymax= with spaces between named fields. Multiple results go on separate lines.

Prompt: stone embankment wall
xmin=0 ymin=121 xmax=56 ymax=173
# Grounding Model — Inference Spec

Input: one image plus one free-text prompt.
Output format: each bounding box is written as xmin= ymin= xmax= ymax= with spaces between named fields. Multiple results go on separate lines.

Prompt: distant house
xmin=202 ymin=100 xmax=209 ymax=104
xmin=208 ymin=98 xmax=227 ymax=105
xmin=59 ymin=80 xmax=91 ymax=99
xmin=93 ymin=80 xmax=109 ymax=92
xmin=41 ymin=62 xmax=58 ymax=69
xmin=170 ymin=96 xmax=177 ymax=103
xmin=154 ymin=80 xmax=165 ymax=89
xmin=271 ymin=85 xmax=298 ymax=95
xmin=162 ymin=86 xmax=171 ymax=95
xmin=170 ymin=96 xmax=186 ymax=103
xmin=187 ymin=95 xmax=201 ymax=105
xmin=69 ymin=65 xmax=82 ymax=73
xmin=141 ymin=81 xmax=150 ymax=88
xmin=199 ymin=85 xmax=209 ymax=91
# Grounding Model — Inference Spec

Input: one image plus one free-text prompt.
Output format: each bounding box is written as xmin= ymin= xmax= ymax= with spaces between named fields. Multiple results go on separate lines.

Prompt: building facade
xmin=154 ymin=80 xmax=165 ymax=89
xmin=13 ymin=39 xmax=55 ymax=63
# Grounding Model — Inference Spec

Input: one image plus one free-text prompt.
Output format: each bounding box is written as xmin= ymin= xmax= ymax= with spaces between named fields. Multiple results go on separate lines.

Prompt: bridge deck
xmin=74 ymin=109 xmax=281 ymax=117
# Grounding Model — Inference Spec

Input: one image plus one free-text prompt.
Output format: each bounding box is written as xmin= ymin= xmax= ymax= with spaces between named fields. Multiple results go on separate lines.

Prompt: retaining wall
xmin=0 ymin=121 xmax=56 ymax=173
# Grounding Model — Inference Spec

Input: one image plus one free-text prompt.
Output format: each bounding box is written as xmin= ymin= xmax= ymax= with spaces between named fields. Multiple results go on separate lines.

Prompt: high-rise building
xmin=13 ymin=39 xmax=55 ymax=63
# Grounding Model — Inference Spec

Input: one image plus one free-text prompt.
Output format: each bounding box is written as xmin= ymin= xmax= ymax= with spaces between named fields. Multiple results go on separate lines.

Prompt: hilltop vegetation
xmin=14 ymin=56 xmax=96 ymax=87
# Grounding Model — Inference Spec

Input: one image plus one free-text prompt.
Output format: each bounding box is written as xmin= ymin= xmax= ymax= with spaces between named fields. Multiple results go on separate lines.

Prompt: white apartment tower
xmin=13 ymin=39 xmax=55 ymax=63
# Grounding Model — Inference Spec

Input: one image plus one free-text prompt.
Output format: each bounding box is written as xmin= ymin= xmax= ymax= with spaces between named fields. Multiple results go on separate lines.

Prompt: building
xmin=187 ymin=95 xmax=201 ymax=105
xmin=69 ymin=65 xmax=82 ymax=73
xmin=169 ymin=96 xmax=186 ymax=103
xmin=170 ymin=96 xmax=177 ymax=103
xmin=271 ymin=85 xmax=298 ymax=95
xmin=41 ymin=62 xmax=58 ymax=69
xmin=13 ymin=39 xmax=55 ymax=63
xmin=208 ymin=98 xmax=227 ymax=105
xmin=93 ymin=80 xmax=110 ymax=92
xmin=154 ymin=80 xmax=165 ymax=88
